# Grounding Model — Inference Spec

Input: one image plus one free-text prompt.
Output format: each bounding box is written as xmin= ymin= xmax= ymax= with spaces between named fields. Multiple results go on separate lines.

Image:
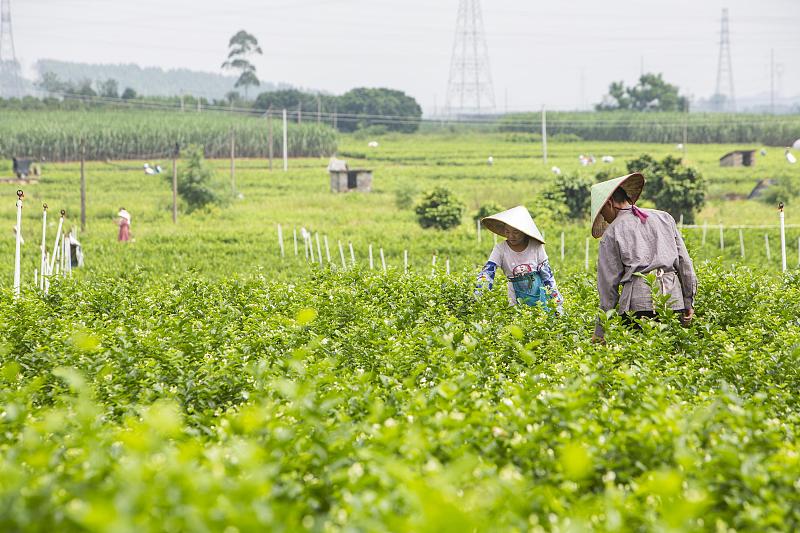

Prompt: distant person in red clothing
xmin=116 ymin=208 xmax=131 ymax=242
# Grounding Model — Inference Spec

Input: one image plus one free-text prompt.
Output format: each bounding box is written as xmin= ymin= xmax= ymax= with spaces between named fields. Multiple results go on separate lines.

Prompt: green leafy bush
xmin=174 ymin=144 xmax=221 ymax=212
xmin=627 ymin=154 xmax=705 ymax=223
xmin=544 ymin=174 xmax=593 ymax=220
xmin=414 ymin=187 xmax=465 ymax=230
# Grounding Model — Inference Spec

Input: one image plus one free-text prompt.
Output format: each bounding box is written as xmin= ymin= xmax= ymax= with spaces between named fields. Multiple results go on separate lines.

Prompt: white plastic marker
xmin=277 ymin=224 xmax=284 ymax=258
xmin=40 ymin=203 xmax=48 ymax=290
xmin=739 ymin=229 xmax=745 ymax=258
xmin=779 ymin=203 xmax=787 ymax=272
xmin=719 ymin=223 xmax=724 ymax=250
xmin=315 ymin=233 xmax=323 ymax=266
xmin=765 ymin=234 xmax=771 ymax=261
xmin=560 ymin=231 xmax=565 ymax=261
xmin=338 ymin=241 xmax=346 ymax=269
xmin=476 ymin=219 xmax=481 ymax=243
xmin=431 ymin=254 xmax=437 ymax=275
xmin=369 ymin=244 xmax=374 ymax=270
xmin=293 ymin=228 xmax=298 ymax=256
xmin=308 ymin=232 xmax=315 ymax=263
xmin=324 ymin=235 xmax=331 ymax=263
xmin=34 ymin=269 xmax=37 ymax=288
xmin=404 ymin=250 xmax=408 ymax=273
xmin=446 ymin=259 xmax=450 ymax=275
xmin=380 ymin=248 xmax=386 ymax=272
xmin=349 ymin=242 xmax=355 ymax=266
xmin=48 ymin=209 xmax=65 ymax=285
xmin=13 ymin=190 xmax=23 ymax=297
xmin=584 ymin=237 xmax=590 ymax=271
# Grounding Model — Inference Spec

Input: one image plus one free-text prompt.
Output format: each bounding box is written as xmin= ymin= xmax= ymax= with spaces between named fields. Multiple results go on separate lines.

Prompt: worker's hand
xmin=591 ymin=334 xmax=605 ymax=344
xmin=681 ymin=307 xmax=695 ymax=326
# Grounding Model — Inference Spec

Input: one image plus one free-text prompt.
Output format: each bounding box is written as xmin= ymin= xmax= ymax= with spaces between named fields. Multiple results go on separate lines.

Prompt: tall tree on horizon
xmin=221 ymin=30 xmax=262 ymax=100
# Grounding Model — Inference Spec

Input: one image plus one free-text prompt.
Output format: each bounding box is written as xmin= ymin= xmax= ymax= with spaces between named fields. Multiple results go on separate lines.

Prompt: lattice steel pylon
xmin=714 ymin=8 xmax=736 ymax=112
xmin=444 ymin=0 xmax=495 ymax=116
xmin=0 ymin=0 xmax=23 ymax=98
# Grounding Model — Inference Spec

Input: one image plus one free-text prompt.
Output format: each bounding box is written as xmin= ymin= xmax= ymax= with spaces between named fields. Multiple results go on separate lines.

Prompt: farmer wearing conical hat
xmin=590 ymin=173 xmax=697 ymax=342
xmin=476 ymin=206 xmax=564 ymax=314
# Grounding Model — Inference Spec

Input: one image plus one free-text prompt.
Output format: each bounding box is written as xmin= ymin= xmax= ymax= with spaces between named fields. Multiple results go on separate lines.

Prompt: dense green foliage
xmin=596 ymin=73 xmax=688 ymax=112
xmin=174 ymin=144 xmax=222 ymax=211
xmin=415 ymin=187 xmax=466 ymax=230
xmin=627 ymin=154 xmax=706 ymax=224
xmin=2 ymin=264 xmax=800 ymax=530
xmin=473 ymin=202 xmax=504 ymax=222
xmin=499 ymin=112 xmax=800 ymax=146
xmin=336 ymin=88 xmax=423 ymax=134
xmin=544 ymin=174 xmax=594 ymax=220
xmin=0 ymin=134 xmax=799 ymax=529
xmin=0 ymin=110 xmax=337 ymax=161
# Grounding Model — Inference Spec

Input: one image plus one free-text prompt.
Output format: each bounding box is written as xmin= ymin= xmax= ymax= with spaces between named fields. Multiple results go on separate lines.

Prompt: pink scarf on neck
xmin=630 ymin=205 xmax=649 ymax=223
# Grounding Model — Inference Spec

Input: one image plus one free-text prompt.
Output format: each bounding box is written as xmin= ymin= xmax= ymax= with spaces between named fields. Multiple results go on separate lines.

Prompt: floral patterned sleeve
xmin=537 ymin=259 xmax=564 ymax=314
xmin=475 ymin=261 xmax=498 ymax=295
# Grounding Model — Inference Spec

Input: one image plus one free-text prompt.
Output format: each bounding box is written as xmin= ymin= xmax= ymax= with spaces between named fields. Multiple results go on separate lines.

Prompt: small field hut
xmin=328 ymin=158 xmax=372 ymax=193
xmin=720 ymin=150 xmax=756 ymax=167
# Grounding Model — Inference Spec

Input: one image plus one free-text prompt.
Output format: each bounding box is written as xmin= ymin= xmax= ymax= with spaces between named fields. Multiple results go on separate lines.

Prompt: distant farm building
xmin=328 ymin=158 xmax=372 ymax=193
xmin=720 ymin=150 xmax=756 ymax=167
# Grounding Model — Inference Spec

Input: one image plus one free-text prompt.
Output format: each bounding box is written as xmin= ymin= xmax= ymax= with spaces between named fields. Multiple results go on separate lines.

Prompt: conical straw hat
xmin=590 ymin=173 xmax=645 ymax=238
xmin=481 ymin=205 xmax=545 ymax=244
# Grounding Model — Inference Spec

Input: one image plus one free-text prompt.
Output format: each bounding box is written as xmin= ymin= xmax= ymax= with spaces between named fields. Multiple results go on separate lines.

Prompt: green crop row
xmin=0 ymin=110 xmax=337 ymax=161
xmin=1 ymin=264 xmax=800 ymax=530
xmin=498 ymin=111 xmax=800 ymax=146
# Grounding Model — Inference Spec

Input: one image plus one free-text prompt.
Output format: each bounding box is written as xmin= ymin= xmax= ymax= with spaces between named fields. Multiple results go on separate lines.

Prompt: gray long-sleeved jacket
xmin=595 ymin=208 xmax=697 ymax=337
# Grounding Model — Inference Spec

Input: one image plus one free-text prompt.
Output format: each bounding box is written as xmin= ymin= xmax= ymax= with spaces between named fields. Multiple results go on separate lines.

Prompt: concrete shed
xmin=327 ymin=158 xmax=372 ymax=193
xmin=720 ymin=150 xmax=756 ymax=167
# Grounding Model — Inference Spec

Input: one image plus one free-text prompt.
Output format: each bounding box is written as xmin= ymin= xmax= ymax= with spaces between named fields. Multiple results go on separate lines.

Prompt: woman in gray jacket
xmin=590 ymin=173 xmax=697 ymax=343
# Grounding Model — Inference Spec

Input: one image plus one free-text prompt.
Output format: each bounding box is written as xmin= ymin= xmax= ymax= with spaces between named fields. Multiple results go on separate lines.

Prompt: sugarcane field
xmin=1 ymin=1 xmax=800 ymax=531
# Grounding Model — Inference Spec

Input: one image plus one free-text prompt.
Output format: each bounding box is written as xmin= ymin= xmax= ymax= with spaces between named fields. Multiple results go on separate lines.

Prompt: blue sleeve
xmin=537 ymin=259 xmax=564 ymax=314
xmin=475 ymin=260 xmax=498 ymax=294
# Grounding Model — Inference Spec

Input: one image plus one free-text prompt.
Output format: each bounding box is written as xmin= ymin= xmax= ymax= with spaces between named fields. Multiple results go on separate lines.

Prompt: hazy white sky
xmin=11 ymin=0 xmax=800 ymax=112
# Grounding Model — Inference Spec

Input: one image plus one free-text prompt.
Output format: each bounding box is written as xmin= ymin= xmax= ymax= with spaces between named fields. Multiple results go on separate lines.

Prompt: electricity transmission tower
xmin=444 ymin=0 xmax=495 ymax=116
xmin=714 ymin=8 xmax=735 ymax=112
xmin=0 ymin=0 xmax=22 ymax=98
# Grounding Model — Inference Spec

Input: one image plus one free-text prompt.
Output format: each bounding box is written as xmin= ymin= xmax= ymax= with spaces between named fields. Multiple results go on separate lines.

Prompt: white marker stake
xmin=48 ymin=211 xmax=65 ymax=280
xmin=315 ymin=233 xmax=323 ymax=266
xmin=369 ymin=244 xmax=374 ymax=270
xmin=324 ymin=235 xmax=331 ymax=264
xmin=678 ymin=213 xmax=684 ymax=228
xmin=338 ymin=241 xmax=346 ymax=269
xmin=446 ymin=259 xmax=450 ymax=275
xmin=431 ymin=254 xmax=437 ymax=275
xmin=349 ymin=242 xmax=355 ymax=266
xmin=34 ymin=269 xmax=37 ymax=288
xmin=779 ymin=205 xmax=787 ymax=272
xmin=560 ymin=231 xmax=565 ymax=261
xmin=739 ymin=229 xmax=745 ymax=259
xmin=380 ymin=248 xmax=386 ymax=272
xmin=40 ymin=204 xmax=48 ymax=290
xmin=404 ymin=250 xmax=408 ymax=273
xmin=66 ymin=235 xmax=72 ymax=275
xmin=584 ymin=237 xmax=590 ymax=272
xmin=765 ymin=234 xmax=771 ymax=261
xmin=308 ymin=234 xmax=315 ymax=263
xmin=293 ymin=228 xmax=298 ymax=256
xmin=13 ymin=191 xmax=23 ymax=297
xmin=277 ymin=224 xmax=284 ymax=258
xmin=719 ymin=224 xmax=724 ymax=250
xmin=476 ymin=219 xmax=481 ymax=243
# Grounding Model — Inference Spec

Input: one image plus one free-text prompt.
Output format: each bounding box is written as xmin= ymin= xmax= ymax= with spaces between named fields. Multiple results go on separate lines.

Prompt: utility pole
xmin=267 ymin=106 xmax=274 ymax=171
xmin=80 ymin=138 xmax=86 ymax=231
xmin=172 ymin=142 xmax=179 ymax=223
xmin=317 ymin=95 xmax=321 ymax=124
xmin=541 ymin=106 xmax=547 ymax=164
xmin=770 ymin=48 xmax=775 ymax=115
xmin=297 ymin=102 xmax=302 ymax=124
xmin=230 ymin=127 xmax=236 ymax=196
xmin=282 ymin=109 xmax=288 ymax=172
